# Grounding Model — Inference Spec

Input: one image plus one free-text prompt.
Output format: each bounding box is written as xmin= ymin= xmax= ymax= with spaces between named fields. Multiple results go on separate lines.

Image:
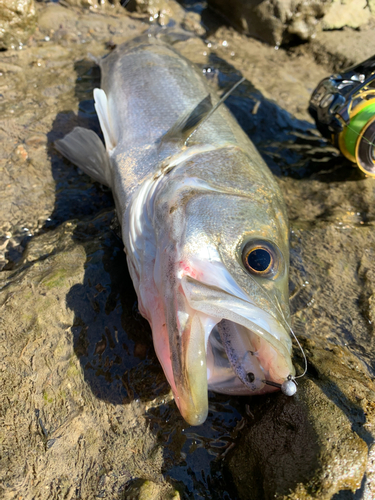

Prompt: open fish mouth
xmin=167 ymin=273 xmax=295 ymax=426
xmin=207 ymin=318 xmax=292 ymax=395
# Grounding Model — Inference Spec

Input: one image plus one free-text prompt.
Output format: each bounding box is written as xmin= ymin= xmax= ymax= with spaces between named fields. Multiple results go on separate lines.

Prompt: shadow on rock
xmin=64 ymin=211 xmax=170 ymax=406
xmin=45 ymin=60 xmax=112 ymax=229
xmin=226 ymin=370 xmax=369 ymax=500
xmin=46 ymin=59 xmax=170 ymax=407
xmin=226 ymin=392 xmax=320 ymax=500
xmin=206 ymin=53 xmax=364 ymax=183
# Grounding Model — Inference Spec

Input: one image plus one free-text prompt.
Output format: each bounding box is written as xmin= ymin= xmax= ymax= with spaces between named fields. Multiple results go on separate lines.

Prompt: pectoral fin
xmin=55 ymin=127 xmax=112 ymax=187
xmin=93 ymin=88 xmax=117 ymax=152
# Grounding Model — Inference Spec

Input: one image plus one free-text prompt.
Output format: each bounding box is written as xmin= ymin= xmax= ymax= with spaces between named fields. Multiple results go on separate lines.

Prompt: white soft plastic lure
xmin=56 ymin=32 xmax=298 ymax=425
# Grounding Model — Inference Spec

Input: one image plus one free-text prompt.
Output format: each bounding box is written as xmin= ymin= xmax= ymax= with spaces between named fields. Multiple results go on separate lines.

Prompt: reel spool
xmin=309 ymin=55 xmax=375 ymax=177
xmin=338 ymin=101 xmax=375 ymax=176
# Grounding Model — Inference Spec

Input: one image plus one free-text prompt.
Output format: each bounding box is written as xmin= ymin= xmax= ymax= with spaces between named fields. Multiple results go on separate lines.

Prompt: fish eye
xmin=241 ymin=240 xmax=280 ymax=278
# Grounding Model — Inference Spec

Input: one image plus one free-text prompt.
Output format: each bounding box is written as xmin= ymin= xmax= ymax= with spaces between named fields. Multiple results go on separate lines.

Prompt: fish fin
xmin=141 ymin=26 xmax=195 ymax=45
xmin=160 ymin=94 xmax=213 ymax=146
xmin=55 ymin=127 xmax=112 ymax=187
xmin=160 ymin=77 xmax=245 ymax=148
xmin=157 ymin=29 xmax=196 ymax=45
xmin=88 ymin=52 xmax=101 ymax=66
xmin=93 ymin=88 xmax=117 ymax=151
xmin=185 ymin=76 xmax=246 ymax=145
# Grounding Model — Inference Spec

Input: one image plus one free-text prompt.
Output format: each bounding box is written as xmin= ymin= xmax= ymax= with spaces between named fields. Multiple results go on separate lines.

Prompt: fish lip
xmin=181 ymin=274 xmax=292 ymax=352
xmin=179 ymin=274 xmax=295 ymax=390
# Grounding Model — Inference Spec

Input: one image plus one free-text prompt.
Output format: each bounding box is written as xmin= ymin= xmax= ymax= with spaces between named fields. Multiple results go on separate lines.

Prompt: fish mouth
xmin=169 ymin=274 xmax=294 ymax=426
xmin=206 ymin=318 xmax=291 ymax=395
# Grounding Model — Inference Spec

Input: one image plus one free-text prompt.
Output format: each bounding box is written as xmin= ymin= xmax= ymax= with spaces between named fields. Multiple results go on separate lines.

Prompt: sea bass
xmin=56 ymin=32 xmax=297 ymax=426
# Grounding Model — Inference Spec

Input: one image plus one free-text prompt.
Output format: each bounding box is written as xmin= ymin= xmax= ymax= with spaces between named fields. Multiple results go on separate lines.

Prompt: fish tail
xmin=55 ymin=127 xmax=112 ymax=187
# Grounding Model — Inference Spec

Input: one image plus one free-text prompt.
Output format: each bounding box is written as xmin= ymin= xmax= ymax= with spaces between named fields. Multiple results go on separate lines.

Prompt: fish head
xmin=147 ymin=147 xmax=295 ymax=425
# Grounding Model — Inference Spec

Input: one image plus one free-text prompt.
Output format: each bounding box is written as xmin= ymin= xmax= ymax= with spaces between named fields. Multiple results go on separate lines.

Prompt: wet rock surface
xmin=1 ymin=1 xmax=375 ymax=499
xmin=0 ymin=0 xmax=37 ymax=49
xmin=206 ymin=0 xmax=374 ymax=46
xmin=227 ymin=379 xmax=368 ymax=500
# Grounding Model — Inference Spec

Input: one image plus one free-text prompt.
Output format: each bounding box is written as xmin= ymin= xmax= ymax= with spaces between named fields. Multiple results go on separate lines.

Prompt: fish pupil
xmin=246 ymin=372 xmax=255 ymax=383
xmin=247 ymin=248 xmax=271 ymax=272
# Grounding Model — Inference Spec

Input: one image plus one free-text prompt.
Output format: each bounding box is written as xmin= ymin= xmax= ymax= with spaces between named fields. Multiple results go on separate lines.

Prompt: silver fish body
xmin=56 ymin=32 xmax=295 ymax=426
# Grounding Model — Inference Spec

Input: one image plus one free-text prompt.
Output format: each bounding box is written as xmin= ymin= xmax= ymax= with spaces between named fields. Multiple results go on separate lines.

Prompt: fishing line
xmin=345 ymin=123 xmax=375 ymax=148
xmin=245 ymin=271 xmax=308 ymax=382
xmin=184 ymin=73 xmax=308 ymax=385
xmin=272 ymin=294 xmax=307 ymax=380
xmin=287 ymin=324 xmax=308 ymax=380
xmin=185 ymin=76 xmax=246 ymax=146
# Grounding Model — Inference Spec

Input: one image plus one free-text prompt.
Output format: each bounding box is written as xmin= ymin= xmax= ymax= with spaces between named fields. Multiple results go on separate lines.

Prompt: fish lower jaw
xmin=207 ymin=382 xmax=279 ymax=396
xmin=205 ymin=318 xmax=293 ymax=396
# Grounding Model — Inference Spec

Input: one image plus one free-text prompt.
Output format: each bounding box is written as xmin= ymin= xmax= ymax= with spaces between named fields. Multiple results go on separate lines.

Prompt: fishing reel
xmin=309 ymin=55 xmax=375 ymax=176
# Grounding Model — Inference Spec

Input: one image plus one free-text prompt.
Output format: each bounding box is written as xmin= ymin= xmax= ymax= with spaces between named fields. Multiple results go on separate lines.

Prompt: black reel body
xmin=308 ymin=55 xmax=375 ymax=176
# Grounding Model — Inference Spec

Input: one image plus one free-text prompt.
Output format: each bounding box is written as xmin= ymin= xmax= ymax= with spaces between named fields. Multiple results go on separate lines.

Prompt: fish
xmin=55 ymin=31 xmax=297 ymax=426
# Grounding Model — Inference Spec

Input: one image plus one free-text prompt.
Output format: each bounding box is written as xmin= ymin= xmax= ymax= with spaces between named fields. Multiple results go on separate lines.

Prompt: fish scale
xmin=56 ymin=30 xmax=296 ymax=425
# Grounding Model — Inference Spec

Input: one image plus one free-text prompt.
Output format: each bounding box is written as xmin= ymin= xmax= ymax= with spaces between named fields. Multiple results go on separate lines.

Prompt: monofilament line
xmin=346 ymin=123 xmax=375 ymax=148
xmin=185 ymin=76 xmax=246 ymax=146
xmin=248 ymin=272 xmax=308 ymax=381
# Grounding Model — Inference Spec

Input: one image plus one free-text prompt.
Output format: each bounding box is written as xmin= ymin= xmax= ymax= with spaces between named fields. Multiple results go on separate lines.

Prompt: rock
xmin=37 ymin=3 xmax=81 ymax=33
xmin=322 ymin=0 xmax=371 ymax=30
xmin=309 ymin=26 xmax=375 ymax=72
xmin=0 ymin=216 xmax=171 ymax=500
xmin=181 ymin=11 xmax=206 ymax=36
xmin=60 ymin=0 xmax=123 ymax=10
xmin=369 ymin=0 xmax=375 ymax=15
xmin=126 ymin=0 xmax=206 ymax=33
xmin=124 ymin=478 xmax=181 ymax=500
xmin=364 ymin=444 xmax=375 ymax=499
xmin=0 ymin=0 xmax=37 ymax=49
xmin=207 ymin=0 xmax=329 ymax=46
xmin=207 ymin=0 xmax=374 ymax=46
xmin=227 ymin=341 xmax=371 ymax=499
xmin=127 ymin=0 xmax=185 ymax=25
xmin=2 ymin=3 xmax=375 ymax=498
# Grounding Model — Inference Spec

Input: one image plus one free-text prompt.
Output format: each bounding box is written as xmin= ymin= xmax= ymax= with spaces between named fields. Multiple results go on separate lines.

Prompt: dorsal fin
xmin=185 ymin=76 xmax=245 ymax=146
xmin=159 ymin=76 xmax=245 ymax=149
xmin=159 ymin=94 xmax=213 ymax=147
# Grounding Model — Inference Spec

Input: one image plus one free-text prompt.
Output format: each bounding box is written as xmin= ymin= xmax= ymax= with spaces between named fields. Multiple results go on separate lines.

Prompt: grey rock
xmin=127 ymin=0 xmax=185 ymax=24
